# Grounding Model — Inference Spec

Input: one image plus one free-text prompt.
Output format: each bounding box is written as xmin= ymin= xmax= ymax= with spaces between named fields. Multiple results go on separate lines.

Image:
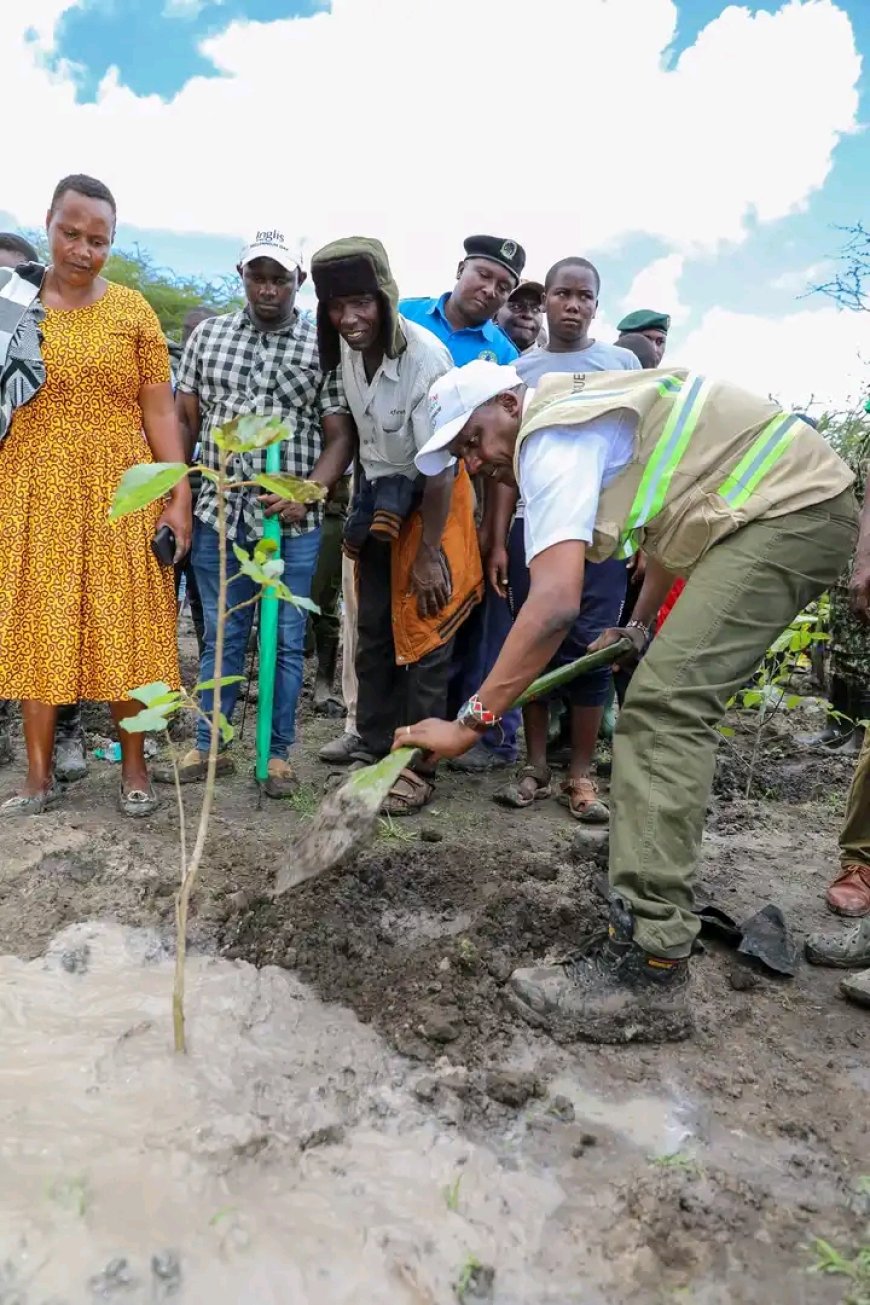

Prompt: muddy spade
xmin=273 ymin=639 xmax=632 ymax=895
xmin=255 ymin=442 xmax=282 ymax=800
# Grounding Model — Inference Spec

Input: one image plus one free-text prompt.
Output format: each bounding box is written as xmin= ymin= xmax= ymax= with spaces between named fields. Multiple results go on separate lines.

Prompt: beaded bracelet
xmin=457 ymin=693 xmax=502 ymax=733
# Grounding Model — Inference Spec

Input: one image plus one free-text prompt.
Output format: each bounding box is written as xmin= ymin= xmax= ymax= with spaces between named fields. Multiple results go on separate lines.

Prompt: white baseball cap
xmin=239 ymin=227 xmax=302 ymax=274
xmin=416 ymin=360 xmax=523 ymax=476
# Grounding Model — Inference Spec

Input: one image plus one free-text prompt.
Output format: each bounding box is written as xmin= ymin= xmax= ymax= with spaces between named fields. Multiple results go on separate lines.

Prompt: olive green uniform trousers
xmin=611 ymin=489 xmax=859 ymax=957
xmin=840 ymin=728 xmax=870 ymax=870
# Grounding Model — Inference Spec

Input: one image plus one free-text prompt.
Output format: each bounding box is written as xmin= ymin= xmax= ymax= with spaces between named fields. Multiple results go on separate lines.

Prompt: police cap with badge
xmin=462 ymin=235 xmax=526 ymax=285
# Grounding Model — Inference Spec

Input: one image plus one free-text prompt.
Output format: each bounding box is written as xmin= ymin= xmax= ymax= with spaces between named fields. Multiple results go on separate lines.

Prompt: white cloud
xmin=676 ymin=303 xmax=870 ymax=411
xmin=770 ymin=261 xmax=832 ymax=294
xmin=1 ymin=0 xmax=861 ymax=299
xmin=622 ymin=255 xmax=689 ymax=325
xmin=4 ymin=1 xmax=866 ymax=406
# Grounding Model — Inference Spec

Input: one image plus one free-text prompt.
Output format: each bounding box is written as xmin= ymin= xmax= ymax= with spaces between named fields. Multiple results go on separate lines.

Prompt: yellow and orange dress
xmin=0 ymin=281 xmax=179 ymax=704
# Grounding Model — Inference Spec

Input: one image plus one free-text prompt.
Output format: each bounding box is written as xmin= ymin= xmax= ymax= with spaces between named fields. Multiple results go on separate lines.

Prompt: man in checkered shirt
xmin=158 ymin=228 xmax=355 ymax=797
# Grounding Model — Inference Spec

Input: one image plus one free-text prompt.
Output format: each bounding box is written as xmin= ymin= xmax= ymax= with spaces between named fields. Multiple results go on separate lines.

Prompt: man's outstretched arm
xmin=394 ymin=539 xmax=586 ymax=758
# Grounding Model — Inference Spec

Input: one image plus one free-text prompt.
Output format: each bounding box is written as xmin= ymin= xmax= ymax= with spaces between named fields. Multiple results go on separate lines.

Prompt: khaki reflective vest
xmin=514 ymin=369 xmax=854 ymax=573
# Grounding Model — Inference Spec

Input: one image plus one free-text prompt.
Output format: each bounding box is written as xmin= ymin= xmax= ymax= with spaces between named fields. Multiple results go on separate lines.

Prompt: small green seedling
xmin=649 ymin=1150 xmax=703 ymax=1178
xmin=109 ymin=415 xmax=324 ymax=1053
xmin=377 ymin=813 xmax=416 ymax=843
xmin=289 ymin=785 xmax=319 ymax=818
xmin=456 ymin=1253 xmax=482 ymax=1296
xmin=209 ymin=1205 xmax=239 ymax=1227
xmin=47 ymin=1173 xmax=90 ymax=1218
xmin=807 ymin=1236 xmax=870 ymax=1303
xmin=444 ymin=1172 xmax=463 ymax=1212
xmin=456 ymin=937 xmax=478 ymax=970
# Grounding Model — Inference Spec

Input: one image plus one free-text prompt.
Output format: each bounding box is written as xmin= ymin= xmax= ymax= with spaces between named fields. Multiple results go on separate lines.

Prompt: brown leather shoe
xmin=264 ymin=757 xmax=299 ymax=799
xmin=825 ymin=863 xmax=870 ymax=917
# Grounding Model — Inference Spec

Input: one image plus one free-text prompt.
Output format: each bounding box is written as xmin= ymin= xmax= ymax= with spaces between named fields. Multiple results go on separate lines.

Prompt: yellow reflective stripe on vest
xmin=717 ymin=413 xmax=801 ymax=509
xmin=619 ymin=373 xmax=712 ymax=541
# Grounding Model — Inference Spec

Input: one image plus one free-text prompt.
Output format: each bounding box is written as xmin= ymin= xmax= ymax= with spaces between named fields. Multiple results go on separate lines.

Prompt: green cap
xmin=617 ymin=309 xmax=670 ymax=334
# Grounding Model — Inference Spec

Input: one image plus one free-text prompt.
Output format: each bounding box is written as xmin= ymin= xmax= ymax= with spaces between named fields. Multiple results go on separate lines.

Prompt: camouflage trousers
xmin=829 ymin=576 xmax=870 ymax=685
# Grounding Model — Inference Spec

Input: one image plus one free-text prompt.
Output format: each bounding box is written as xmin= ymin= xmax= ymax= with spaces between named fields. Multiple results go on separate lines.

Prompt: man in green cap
xmin=616 ymin=309 xmax=670 ymax=366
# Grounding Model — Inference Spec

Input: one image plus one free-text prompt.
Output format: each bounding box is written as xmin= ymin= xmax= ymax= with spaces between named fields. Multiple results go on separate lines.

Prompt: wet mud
xmin=0 ymin=650 xmax=867 ymax=1303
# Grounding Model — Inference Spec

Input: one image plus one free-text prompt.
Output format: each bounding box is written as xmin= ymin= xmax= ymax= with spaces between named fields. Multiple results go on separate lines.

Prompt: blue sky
xmin=664 ymin=0 xmax=870 ymax=324
xmin=4 ymin=0 xmax=868 ymax=404
xmin=41 ymin=0 xmax=319 ymax=100
xmin=38 ymin=0 xmax=318 ymax=282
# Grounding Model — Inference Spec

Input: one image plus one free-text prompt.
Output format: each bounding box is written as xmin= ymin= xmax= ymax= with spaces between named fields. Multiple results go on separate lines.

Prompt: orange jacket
xmin=391 ymin=465 xmax=483 ymax=666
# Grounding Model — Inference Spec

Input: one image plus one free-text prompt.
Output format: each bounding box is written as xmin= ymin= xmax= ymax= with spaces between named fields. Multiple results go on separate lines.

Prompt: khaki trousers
xmin=611 ymin=489 xmax=859 ymax=956
xmin=341 ymin=553 xmax=359 ymax=736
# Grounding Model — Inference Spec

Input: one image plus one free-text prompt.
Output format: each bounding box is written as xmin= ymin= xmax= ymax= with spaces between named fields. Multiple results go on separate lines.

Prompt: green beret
xmin=617 ymin=309 xmax=670 ymax=334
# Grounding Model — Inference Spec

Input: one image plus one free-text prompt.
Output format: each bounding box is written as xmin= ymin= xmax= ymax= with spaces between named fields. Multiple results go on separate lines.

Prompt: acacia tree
xmin=812 ymin=222 xmax=870 ymax=314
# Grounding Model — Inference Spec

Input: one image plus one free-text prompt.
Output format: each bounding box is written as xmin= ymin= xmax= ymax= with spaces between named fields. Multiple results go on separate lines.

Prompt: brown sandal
xmin=382 ymin=767 xmax=435 ymax=817
xmin=493 ymin=764 xmax=552 ymax=809
xmin=559 ymin=776 xmax=609 ymax=824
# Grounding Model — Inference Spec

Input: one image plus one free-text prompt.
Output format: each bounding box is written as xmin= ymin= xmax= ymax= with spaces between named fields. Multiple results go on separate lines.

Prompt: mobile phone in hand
xmin=151 ymin=525 xmax=176 ymax=567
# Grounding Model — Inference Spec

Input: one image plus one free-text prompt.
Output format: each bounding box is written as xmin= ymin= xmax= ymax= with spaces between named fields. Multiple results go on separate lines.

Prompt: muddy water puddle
xmin=0 ymin=922 xmax=574 ymax=1304
xmin=1 ymin=915 xmax=855 ymax=1305
xmin=545 ymin=1074 xmax=694 ymax=1157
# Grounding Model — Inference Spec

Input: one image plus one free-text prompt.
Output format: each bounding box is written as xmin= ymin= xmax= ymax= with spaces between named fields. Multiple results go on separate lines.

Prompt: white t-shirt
xmin=518 ymin=412 xmax=636 ymax=565
xmin=513 ymin=342 xmax=641 ymax=519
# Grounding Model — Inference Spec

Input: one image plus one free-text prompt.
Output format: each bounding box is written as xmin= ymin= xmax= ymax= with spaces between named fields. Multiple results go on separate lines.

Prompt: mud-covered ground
xmin=1 ymin=620 xmax=868 ymax=1304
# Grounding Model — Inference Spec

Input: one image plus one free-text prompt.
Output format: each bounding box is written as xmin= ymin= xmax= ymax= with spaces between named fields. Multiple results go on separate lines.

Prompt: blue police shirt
xmin=399 ymin=292 xmax=519 ymax=367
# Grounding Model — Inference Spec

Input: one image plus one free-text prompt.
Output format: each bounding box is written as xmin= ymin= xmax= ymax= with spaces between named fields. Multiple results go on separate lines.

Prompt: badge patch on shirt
xmin=478 ymin=349 xmax=497 ymax=363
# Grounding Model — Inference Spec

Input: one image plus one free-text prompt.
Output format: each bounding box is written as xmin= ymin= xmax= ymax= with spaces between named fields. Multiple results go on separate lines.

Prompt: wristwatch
xmin=626 ymin=618 xmax=652 ymax=644
xmin=457 ymin=693 xmax=502 ymax=734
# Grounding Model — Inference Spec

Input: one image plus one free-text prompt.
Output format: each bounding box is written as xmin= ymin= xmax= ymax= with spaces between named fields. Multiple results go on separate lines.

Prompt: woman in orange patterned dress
xmin=0 ymin=175 xmax=191 ymax=817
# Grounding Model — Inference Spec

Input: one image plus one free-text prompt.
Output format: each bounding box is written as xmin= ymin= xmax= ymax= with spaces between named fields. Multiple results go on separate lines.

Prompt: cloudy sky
xmin=2 ymin=0 xmax=868 ymax=409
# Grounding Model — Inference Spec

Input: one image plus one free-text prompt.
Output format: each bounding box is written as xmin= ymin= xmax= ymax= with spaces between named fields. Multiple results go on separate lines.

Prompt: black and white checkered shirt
xmin=176 ymin=307 xmax=348 ymax=540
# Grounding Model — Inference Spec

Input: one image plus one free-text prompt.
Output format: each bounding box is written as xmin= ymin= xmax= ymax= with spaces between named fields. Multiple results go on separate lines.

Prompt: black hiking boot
xmin=507 ymin=899 xmax=693 ymax=1044
xmin=798 ymin=675 xmax=856 ymax=750
xmin=54 ymin=704 xmax=87 ymax=783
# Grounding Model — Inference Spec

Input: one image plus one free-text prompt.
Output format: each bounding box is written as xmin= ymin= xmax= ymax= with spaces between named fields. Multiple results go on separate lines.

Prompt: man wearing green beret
xmin=616 ymin=309 xmax=670 ymax=366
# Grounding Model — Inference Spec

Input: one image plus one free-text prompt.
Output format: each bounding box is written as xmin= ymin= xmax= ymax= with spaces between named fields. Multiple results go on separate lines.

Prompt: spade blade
xmin=272 ymin=640 xmax=633 ymax=895
xmin=273 ymin=747 xmax=417 ymax=895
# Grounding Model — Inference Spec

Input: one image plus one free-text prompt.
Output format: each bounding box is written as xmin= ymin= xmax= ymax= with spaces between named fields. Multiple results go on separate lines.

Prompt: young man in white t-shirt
xmin=484 ymin=257 xmax=640 ymax=818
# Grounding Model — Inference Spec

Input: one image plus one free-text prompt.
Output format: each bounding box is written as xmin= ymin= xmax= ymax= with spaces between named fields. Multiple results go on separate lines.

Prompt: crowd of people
xmin=0 ymin=172 xmax=868 ymax=1043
